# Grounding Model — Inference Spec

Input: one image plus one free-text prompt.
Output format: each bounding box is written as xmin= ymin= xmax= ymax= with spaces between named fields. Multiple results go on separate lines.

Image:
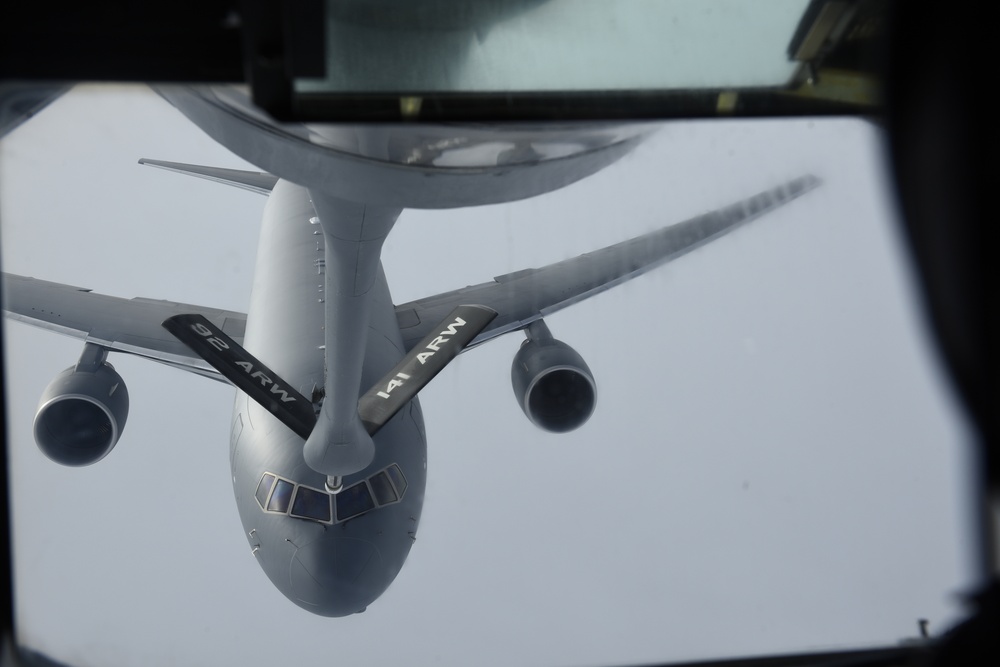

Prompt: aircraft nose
xmin=288 ymin=535 xmax=382 ymax=616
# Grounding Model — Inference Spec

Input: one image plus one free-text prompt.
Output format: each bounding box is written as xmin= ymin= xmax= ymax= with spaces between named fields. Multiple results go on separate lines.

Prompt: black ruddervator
xmin=163 ymin=304 xmax=498 ymax=439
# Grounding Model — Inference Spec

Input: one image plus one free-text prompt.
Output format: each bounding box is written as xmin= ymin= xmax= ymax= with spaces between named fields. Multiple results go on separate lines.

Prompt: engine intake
xmin=511 ymin=334 xmax=596 ymax=433
xmin=33 ymin=349 xmax=129 ymax=466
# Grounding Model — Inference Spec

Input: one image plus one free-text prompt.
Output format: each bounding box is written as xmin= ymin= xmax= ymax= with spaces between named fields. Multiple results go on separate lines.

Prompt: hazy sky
xmin=1 ymin=85 xmax=977 ymax=667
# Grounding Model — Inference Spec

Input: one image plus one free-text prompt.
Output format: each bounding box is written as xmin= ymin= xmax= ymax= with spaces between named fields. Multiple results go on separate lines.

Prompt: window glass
xmin=386 ymin=464 xmax=407 ymax=497
xmin=369 ymin=471 xmax=398 ymax=506
xmin=255 ymin=473 xmax=275 ymax=509
xmin=267 ymin=479 xmax=294 ymax=513
xmin=335 ymin=482 xmax=375 ymax=521
xmin=300 ymin=0 xmax=808 ymax=94
xmin=291 ymin=486 xmax=332 ymax=522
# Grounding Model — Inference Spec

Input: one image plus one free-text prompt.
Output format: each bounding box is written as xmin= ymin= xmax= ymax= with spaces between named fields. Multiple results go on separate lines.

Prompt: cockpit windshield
xmin=385 ymin=464 xmax=407 ymax=496
xmin=334 ymin=483 xmax=375 ymax=521
xmin=265 ymin=480 xmax=294 ymax=513
xmin=255 ymin=464 xmax=408 ymax=525
xmin=368 ymin=471 xmax=398 ymax=505
xmin=290 ymin=486 xmax=333 ymax=523
xmin=254 ymin=473 xmax=275 ymax=509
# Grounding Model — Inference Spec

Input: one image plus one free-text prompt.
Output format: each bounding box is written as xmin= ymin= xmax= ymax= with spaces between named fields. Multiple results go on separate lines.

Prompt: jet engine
xmin=33 ymin=344 xmax=129 ymax=466
xmin=510 ymin=322 xmax=596 ymax=433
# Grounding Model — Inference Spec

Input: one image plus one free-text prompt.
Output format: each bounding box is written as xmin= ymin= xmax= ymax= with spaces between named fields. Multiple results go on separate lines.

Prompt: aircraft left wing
xmin=2 ymin=274 xmax=246 ymax=381
xmin=395 ymin=176 xmax=820 ymax=352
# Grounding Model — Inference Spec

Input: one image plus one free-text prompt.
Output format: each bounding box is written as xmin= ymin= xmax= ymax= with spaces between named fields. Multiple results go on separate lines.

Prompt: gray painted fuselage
xmin=231 ymin=181 xmax=426 ymax=616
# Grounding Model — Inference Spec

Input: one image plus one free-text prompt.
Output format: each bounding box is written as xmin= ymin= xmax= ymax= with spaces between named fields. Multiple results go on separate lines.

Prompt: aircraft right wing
xmin=394 ymin=175 xmax=820 ymax=352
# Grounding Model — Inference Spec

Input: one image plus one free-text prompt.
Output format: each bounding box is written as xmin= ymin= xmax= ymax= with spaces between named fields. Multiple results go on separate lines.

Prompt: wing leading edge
xmin=395 ymin=175 xmax=821 ymax=352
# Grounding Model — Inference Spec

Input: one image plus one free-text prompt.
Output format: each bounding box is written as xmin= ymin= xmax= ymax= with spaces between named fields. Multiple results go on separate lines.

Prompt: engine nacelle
xmin=33 ymin=362 xmax=129 ymax=466
xmin=511 ymin=337 xmax=596 ymax=433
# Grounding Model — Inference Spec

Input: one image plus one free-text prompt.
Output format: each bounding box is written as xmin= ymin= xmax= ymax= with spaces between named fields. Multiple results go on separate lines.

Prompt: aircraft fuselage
xmin=229 ymin=180 xmax=426 ymax=616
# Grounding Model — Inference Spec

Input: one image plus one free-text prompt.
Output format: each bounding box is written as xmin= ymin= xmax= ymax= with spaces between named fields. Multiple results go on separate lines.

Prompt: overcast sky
xmin=1 ymin=85 xmax=977 ymax=667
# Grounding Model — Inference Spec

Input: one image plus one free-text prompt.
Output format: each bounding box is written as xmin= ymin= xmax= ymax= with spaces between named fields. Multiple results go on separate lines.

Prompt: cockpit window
xmin=386 ymin=464 xmax=407 ymax=496
xmin=255 ymin=473 xmax=275 ymax=509
xmin=336 ymin=482 xmax=375 ymax=521
xmin=255 ymin=465 xmax=405 ymax=524
xmin=369 ymin=471 xmax=398 ymax=505
xmin=290 ymin=485 xmax=332 ymax=523
xmin=267 ymin=479 xmax=294 ymax=513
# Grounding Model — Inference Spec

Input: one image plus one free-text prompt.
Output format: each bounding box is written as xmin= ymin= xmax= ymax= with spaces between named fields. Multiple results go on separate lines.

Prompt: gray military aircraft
xmin=2 ymin=85 xmax=819 ymax=616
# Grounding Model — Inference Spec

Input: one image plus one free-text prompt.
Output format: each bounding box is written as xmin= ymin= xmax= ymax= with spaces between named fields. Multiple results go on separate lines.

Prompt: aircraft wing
xmin=1 ymin=273 xmax=246 ymax=381
xmin=395 ymin=175 xmax=820 ymax=352
xmin=4 ymin=176 xmax=819 ymax=376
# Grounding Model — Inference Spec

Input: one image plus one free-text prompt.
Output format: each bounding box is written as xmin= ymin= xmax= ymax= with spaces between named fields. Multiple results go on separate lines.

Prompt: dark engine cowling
xmin=33 ymin=362 xmax=129 ymax=466
xmin=511 ymin=337 xmax=596 ymax=433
